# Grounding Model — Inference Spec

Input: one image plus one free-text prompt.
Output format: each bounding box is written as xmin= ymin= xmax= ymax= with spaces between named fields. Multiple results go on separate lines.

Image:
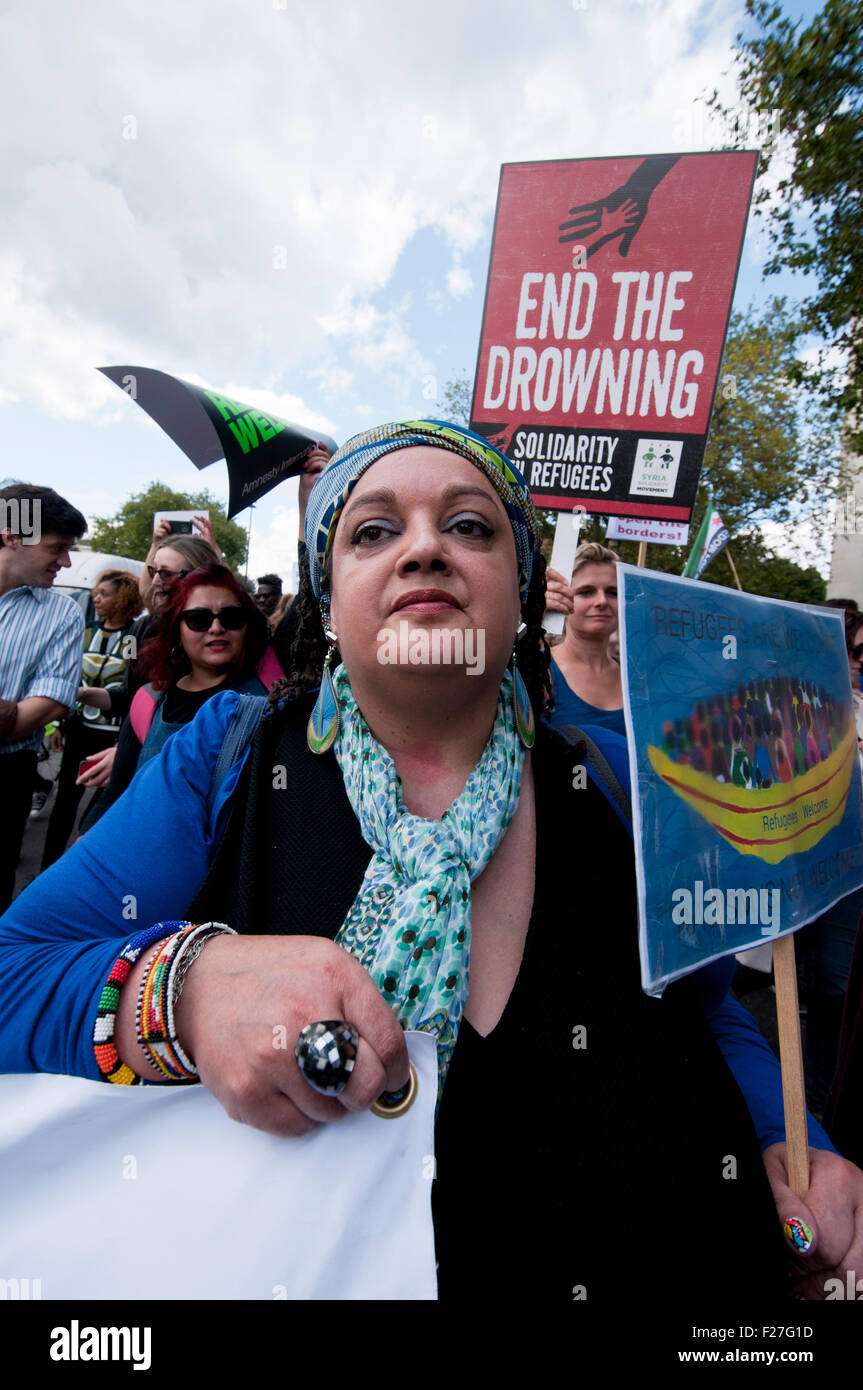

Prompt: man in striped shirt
xmin=0 ymin=483 xmax=87 ymax=912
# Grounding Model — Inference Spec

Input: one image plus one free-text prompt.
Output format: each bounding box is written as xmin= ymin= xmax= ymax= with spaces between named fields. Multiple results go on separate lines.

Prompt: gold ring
xmin=370 ymin=1062 xmax=418 ymax=1119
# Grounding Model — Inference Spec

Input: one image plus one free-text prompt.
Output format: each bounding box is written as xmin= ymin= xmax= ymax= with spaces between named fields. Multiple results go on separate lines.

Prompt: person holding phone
xmin=139 ymin=516 xmax=222 ymax=612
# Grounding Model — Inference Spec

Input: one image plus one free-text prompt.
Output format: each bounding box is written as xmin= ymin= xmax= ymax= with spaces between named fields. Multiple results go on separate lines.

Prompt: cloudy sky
xmin=1 ymin=0 xmax=819 ymax=584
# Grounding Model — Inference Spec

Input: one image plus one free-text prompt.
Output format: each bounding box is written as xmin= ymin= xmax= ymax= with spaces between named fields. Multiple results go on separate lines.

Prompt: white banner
xmin=606 ymin=516 xmax=690 ymax=546
xmin=0 ymin=1032 xmax=438 ymax=1301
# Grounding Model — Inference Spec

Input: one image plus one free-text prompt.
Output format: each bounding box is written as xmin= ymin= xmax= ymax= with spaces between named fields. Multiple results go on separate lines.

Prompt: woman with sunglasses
xmin=90 ymin=564 xmax=268 ymax=821
xmin=74 ymin=536 xmax=219 ymax=801
xmin=1 ymin=422 xmax=862 ymax=1306
xmin=139 ymin=516 xmax=222 ymax=612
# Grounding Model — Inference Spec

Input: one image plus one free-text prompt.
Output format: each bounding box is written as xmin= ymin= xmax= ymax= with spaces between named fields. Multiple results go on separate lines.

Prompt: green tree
xmin=609 ymin=528 xmax=826 ymax=602
xmin=434 ymin=375 xmax=473 ymax=428
xmin=598 ymin=299 xmax=838 ymax=592
xmin=88 ymin=482 xmax=248 ymax=570
xmin=688 ymin=297 xmax=839 ymax=580
xmin=709 ymin=0 xmax=863 ymax=443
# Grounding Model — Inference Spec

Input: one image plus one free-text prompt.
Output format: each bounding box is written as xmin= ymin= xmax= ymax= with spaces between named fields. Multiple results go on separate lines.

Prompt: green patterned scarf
xmin=332 ymin=664 xmax=525 ymax=1092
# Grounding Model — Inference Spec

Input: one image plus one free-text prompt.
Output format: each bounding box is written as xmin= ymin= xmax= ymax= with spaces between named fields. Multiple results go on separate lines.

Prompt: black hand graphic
xmin=558 ymin=155 xmax=680 ymax=259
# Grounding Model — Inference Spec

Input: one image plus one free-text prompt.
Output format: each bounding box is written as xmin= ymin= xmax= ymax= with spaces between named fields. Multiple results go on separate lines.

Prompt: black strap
xmin=205 ymin=693 xmax=268 ymax=827
xmin=556 ymin=722 xmax=632 ymax=834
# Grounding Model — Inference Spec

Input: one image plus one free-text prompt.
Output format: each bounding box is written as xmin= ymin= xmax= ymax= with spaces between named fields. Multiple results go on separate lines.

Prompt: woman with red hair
xmin=88 ymin=565 xmax=269 ymax=824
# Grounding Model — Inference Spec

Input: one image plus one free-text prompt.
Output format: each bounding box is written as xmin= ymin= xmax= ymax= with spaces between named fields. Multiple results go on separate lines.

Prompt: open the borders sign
xmin=470 ymin=152 xmax=757 ymax=519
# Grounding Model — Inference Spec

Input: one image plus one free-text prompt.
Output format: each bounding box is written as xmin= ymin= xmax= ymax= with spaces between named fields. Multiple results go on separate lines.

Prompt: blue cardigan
xmin=0 ymin=690 xmax=835 ymax=1153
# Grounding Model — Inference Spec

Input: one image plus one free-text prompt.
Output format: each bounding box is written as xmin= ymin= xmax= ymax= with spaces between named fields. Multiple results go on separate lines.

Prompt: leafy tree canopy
xmin=88 ymin=482 xmax=248 ymax=570
xmin=690 ymin=297 xmax=838 ymax=558
xmin=709 ymin=0 xmax=863 ymax=444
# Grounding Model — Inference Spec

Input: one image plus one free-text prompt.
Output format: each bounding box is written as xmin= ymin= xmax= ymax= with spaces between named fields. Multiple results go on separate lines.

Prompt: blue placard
xmin=619 ymin=566 xmax=863 ymax=993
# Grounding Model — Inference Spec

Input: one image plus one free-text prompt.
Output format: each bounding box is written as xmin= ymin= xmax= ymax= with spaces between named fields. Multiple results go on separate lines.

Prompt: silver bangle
xmin=169 ymin=922 xmax=236 ymax=1011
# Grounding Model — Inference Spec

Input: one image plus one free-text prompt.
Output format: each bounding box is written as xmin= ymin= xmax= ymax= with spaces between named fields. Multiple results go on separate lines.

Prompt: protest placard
xmin=100 ymin=366 xmax=337 ymax=517
xmin=606 ymin=516 xmax=690 ymax=546
xmin=619 ymin=567 xmax=863 ymax=995
xmin=470 ymin=152 xmax=757 ymax=519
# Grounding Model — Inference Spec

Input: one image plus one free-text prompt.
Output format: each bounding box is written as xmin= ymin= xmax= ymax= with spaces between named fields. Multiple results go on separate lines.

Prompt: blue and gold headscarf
xmin=304 ymin=420 xmax=542 ymax=607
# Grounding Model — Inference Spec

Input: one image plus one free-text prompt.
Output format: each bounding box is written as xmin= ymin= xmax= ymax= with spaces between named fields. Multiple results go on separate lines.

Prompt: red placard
xmin=470 ymin=152 xmax=757 ymax=518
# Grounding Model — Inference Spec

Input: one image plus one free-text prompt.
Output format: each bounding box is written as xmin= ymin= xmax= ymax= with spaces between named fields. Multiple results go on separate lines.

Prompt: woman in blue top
xmin=547 ymin=541 xmax=625 ymax=736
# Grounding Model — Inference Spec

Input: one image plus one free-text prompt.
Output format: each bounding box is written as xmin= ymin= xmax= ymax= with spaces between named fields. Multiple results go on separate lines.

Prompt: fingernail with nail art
xmin=784 ymin=1217 xmax=813 ymax=1253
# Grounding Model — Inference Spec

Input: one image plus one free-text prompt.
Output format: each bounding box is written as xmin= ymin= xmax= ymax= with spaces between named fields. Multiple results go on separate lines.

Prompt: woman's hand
xmin=762 ymin=1142 xmax=863 ymax=1299
xmin=163 ymin=934 xmax=410 ymax=1137
xmin=544 ymin=566 xmax=573 ymax=616
xmin=298 ymin=444 xmax=331 ymax=536
xmin=76 ymin=686 xmax=111 ymax=712
xmin=193 ymin=515 xmax=221 ymax=558
xmin=49 ymin=728 xmax=64 ymax=753
xmin=74 ymin=743 xmax=117 ymax=787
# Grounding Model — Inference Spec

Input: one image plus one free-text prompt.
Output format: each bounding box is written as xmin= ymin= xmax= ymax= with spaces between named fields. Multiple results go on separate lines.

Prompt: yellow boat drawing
xmin=648 ymin=725 xmax=858 ymax=865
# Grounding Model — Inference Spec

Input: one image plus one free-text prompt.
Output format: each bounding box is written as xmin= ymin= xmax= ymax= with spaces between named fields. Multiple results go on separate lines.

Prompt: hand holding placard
xmin=543 ymin=509 xmax=585 ymax=636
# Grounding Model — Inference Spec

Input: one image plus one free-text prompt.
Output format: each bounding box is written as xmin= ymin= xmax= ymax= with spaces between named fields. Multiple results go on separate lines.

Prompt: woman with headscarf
xmin=1 ymin=421 xmax=862 ymax=1303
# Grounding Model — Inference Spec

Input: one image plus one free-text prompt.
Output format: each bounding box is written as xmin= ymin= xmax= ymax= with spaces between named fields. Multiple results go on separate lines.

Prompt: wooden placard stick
xmin=636 ymin=540 xmax=648 ymax=568
xmin=725 ymin=546 xmax=744 ymax=592
xmin=772 ymin=932 xmax=810 ymax=1198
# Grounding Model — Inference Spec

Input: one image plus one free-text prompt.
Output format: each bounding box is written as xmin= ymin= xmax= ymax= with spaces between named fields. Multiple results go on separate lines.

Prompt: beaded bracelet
xmin=133 ymin=945 xmax=168 ymax=1080
xmin=136 ymin=923 xmax=235 ymax=1082
xmin=92 ymin=922 xmax=189 ymax=1085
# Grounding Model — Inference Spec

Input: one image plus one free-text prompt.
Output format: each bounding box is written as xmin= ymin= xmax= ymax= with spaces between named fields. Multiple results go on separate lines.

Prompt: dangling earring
xmin=307 ymin=607 xmax=340 ymax=754
xmin=511 ymin=622 xmax=534 ymax=749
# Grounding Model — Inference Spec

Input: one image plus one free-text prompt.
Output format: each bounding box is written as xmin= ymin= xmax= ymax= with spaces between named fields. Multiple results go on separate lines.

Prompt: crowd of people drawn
xmin=659 ymin=677 xmax=853 ymax=788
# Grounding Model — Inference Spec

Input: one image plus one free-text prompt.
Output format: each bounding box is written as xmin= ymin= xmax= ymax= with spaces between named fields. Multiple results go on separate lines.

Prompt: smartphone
xmin=154 ymin=510 xmax=207 ymax=536
xmin=78 ymin=757 xmax=101 ymax=779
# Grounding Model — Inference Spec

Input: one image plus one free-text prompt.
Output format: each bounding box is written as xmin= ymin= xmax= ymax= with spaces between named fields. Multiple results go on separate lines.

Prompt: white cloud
xmin=318 ymin=295 xmax=430 ymax=395
xmin=446 ymin=263 xmax=473 ymax=300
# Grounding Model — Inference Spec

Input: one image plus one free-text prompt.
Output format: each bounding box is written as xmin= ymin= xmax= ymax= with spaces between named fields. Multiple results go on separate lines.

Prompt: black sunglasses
xmin=180 ymin=606 xmax=248 ymax=632
xmin=148 ymin=565 xmax=191 ymax=581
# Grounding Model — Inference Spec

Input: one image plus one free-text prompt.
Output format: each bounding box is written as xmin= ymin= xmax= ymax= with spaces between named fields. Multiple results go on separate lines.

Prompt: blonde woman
xmin=546 ymin=542 xmax=624 ymax=735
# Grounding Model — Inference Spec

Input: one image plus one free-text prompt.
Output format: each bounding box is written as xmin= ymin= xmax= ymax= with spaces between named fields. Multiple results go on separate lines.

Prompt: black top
xmin=189 ymin=695 xmax=790 ymax=1304
xmin=825 ymin=923 xmax=863 ymax=1168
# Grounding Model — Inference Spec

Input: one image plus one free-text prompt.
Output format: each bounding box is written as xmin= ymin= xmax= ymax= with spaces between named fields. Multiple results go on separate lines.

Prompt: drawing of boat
xmin=648 ymin=725 xmax=858 ymax=865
